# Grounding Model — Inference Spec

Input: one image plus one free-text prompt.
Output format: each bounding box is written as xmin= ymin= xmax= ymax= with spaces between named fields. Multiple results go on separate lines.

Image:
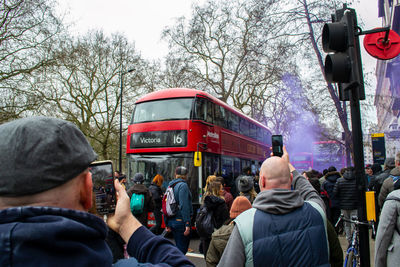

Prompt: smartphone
xmin=89 ymin=160 xmax=116 ymax=215
xmin=271 ymin=135 xmax=283 ymax=157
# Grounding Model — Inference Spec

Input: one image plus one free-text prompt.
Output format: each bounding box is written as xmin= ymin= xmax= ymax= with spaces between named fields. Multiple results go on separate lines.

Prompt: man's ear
xmin=80 ymin=171 xmax=93 ymax=211
xmin=290 ymin=172 xmax=293 ymax=184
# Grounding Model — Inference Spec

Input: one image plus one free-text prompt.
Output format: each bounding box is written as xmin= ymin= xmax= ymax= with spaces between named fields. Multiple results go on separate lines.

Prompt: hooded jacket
xmin=333 ymin=169 xmax=359 ymax=210
xmin=217 ymin=171 xmax=329 ymax=267
xmin=378 ymin=175 xmax=400 ymax=208
xmin=375 ymin=190 xmax=400 ymax=267
xmin=203 ymin=195 xmax=229 ymax=231
xmin=322 ymin=171 xmax=341 ymax=208
xmin=0 ymin=206 xmax=194 ymax=267
xmin=206 ymin=223 xmax=235 ymax=267
xmin=369 ymin=168 xmax=392 ymax=194
xmin=127 ymin=183 xmax=155 ymax=226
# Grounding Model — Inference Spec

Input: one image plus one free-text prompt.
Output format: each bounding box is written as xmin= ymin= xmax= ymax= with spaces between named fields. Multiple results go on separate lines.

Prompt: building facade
xmin=374 ymin=0 xmax=400 ymax=158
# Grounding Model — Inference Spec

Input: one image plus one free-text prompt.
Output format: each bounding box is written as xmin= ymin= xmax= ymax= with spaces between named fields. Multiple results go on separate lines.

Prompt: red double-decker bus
xmin=126 ymin=88 xmax=272 ymax=210
xmin=312 ymin=140 xmax=346 ymax=171
xmin=291 ymin=152 xmax=313 ymax=172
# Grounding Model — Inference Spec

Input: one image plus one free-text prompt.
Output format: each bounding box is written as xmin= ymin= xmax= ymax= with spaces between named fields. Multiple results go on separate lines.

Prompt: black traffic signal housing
xmin=322 ymin=6 xmax=365 ymax=101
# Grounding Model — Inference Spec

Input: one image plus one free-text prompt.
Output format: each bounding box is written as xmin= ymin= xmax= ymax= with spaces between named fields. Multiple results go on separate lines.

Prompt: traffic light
xmin=322 ymin=6 xmax=365 ymax=101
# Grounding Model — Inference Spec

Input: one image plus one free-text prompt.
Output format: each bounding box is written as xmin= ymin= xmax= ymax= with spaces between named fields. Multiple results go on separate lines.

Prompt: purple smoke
xmin=281 ymin=73 xmax=319 ymax=154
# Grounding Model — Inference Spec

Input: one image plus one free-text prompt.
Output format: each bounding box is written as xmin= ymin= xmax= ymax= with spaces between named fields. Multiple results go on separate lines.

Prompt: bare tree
xmin=272 ymin=0 xmax=356 ymax=164
xmin=162 ymin=0 xmax=296 ymax=131
xmin=35 ymin=31 xmax=146 ymax=162
xmin=0 ymin=0 xmax=64 ymax=123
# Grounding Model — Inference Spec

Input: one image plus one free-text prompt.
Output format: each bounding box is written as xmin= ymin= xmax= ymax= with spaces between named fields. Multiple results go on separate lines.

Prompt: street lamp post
xmin=119 ymin=68 xmax=134 ymax=173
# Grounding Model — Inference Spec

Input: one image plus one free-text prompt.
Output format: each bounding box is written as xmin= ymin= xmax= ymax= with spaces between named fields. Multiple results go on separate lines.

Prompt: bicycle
xmin=335 ymin=214 xmax=375 ymax=267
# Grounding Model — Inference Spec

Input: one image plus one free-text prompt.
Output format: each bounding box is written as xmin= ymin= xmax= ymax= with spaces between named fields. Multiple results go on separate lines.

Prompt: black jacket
xmin=203 ymin=195 xmax=229 ymax=231
xmin=149 ymin=183 xmax=163 ymax=208
xmin=127 ymin=184 xmax=155 ymax=226
xmin=333 ymin=169 xmax=359 ymax=210
xmin=368 ymin=169 xmax=392 ymax=195
xmin=322 ymin=171 xmax=341 ymax=208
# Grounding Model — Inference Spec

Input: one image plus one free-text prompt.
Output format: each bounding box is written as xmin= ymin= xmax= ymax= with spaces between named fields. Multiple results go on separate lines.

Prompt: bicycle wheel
xmin=346 ymin=251 xmax=355 ymax=267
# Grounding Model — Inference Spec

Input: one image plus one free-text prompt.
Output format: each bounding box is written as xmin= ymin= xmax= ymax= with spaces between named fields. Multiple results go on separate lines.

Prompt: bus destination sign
xmin=131 ymin=130 xmax=187 ymax=148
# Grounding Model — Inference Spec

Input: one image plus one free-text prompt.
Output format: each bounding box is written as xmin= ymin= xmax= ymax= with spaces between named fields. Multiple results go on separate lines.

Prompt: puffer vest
xmin=234 ymin=202 xmax=329 ymax=267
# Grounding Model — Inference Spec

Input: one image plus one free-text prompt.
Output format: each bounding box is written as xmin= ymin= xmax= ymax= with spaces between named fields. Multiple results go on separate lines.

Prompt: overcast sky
xmin=58 ymin=0 xmax=382 ymax=124
xmin=58 ymin=0 xmax=205 ymax=60
xmin=58 ymin=0 xmax=381 ymax=61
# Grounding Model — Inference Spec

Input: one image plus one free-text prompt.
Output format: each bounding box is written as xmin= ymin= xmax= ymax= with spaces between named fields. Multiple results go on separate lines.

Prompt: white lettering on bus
xmin=140 ymin=137 xmax=161 ymax=143
xmin=207 ymin=131 xmax=219 ymax=139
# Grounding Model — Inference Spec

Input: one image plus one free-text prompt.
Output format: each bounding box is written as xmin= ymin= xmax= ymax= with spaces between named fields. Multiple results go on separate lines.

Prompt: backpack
xmin=385 ymin=196 xmax=400 ymax=234
xmin=162 ymin=181 xmax=183 ymax=217
xmin=130 ymin=193 xmax=145 ymax=215
xmin=195 ymin=205 xmax=216 ymax=238
xmin=394 ymin=178 xmax=400 ymax=191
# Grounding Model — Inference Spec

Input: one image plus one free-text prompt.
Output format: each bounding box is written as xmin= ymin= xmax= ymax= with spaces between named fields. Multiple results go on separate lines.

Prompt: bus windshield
xmin=132 ymin=98 xmax=193 ymax=123
xmin=126 ymin=153 xmax=200 ymax=204
xmin=312 ymin=142 xmax=344 ymax=170
xmin=292 ymin=154 xmax=312 ymax=162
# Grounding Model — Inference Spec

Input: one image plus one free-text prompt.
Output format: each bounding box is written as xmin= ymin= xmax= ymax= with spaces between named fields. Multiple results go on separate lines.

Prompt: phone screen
xmin=89 ymin=161 xmax=116 ymax=215
xmin=271 ymin=135 xmax=283 ymax=157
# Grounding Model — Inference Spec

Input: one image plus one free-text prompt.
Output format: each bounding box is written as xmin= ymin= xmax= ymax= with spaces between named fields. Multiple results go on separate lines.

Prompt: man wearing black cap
xmin=0 ymin=117 xmax=193 ymax=267
xmin=127 ymin=173 xmax=154 ymax=226
xmin=166 ymin=166 xmax=193 ymax=254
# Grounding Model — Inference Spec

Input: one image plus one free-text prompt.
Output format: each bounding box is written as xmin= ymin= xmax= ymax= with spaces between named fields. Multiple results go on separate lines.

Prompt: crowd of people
xmin=1 ymin=116 xmax=400 ymax=266
xmin=300 ymin=156 xmax=400 ymax=267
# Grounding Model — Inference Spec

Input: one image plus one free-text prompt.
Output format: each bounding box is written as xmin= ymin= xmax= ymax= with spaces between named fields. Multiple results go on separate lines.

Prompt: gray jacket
xmin=217 ymin=170 xmax=325 ymax=267
xmin=375 ymin=190 xmax=400 ymax=267
xmin=378 ymin=177 xmax=395 ymax=208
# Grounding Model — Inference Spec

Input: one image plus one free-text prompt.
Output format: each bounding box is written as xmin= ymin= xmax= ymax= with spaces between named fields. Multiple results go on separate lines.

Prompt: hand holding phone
xmin=271 ymin=135 xmax=283 ymax=157
xmin=90 ymin=160 xmax=116 ymax=215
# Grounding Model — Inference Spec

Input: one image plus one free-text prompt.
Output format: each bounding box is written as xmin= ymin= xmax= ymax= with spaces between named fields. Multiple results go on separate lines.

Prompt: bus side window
xmin=215 ymin=105 xmax=226 ymax=128
xmin=249 ymin=123 xmax=256 ymax=139
xmin=240 ymin=117 xmax=249 ymax=137
xmin=263 ymin=130 xmax=271 ymax=145
xmin=257 ymin=126 xmax=263 ymax=142
xmin=194 ymin=97 xmax=207 ymax=121
xmin=206 ymin=100 xmax=214 ymax=124
xmin=232 ymin=113 xmax=239 ymax=132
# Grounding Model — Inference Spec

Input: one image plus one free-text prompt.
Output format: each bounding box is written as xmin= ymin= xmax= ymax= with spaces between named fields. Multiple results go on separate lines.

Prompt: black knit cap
xmin=0 ymin=117 xmax=97 ymax=196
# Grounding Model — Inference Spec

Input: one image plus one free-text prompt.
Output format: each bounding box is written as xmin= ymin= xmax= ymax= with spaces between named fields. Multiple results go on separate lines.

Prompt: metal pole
xmin=119 ymin=71 xmax=124 ymax=173
xmin=119 ymin=68 xmax=134 ymax=173
xmin=350 ymin=90 xmax=370 ymax=267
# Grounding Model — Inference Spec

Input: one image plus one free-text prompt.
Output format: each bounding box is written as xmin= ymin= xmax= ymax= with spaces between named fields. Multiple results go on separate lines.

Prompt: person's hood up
xmin=325 ymin=171 xmax=341 ymax=182
xmin=252 ymin=189 xmax=304 ymax=215
xmin=342 ymin=170 xmax=355 ymax=180
xmin=204 ymin=195 xmax=226 ymax=210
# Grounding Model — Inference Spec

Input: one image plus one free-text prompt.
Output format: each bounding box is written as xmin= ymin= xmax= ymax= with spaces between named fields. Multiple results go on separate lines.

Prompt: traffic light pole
xmin=322 ymin=5 xmax=370 ymax=266
xmin=349 ymin=91 xmax=370 ymax=267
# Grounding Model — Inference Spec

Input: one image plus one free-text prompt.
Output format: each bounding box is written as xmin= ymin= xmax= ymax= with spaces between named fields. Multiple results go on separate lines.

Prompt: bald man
xmin=218 ymin=147 xmax=329 ymax=267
